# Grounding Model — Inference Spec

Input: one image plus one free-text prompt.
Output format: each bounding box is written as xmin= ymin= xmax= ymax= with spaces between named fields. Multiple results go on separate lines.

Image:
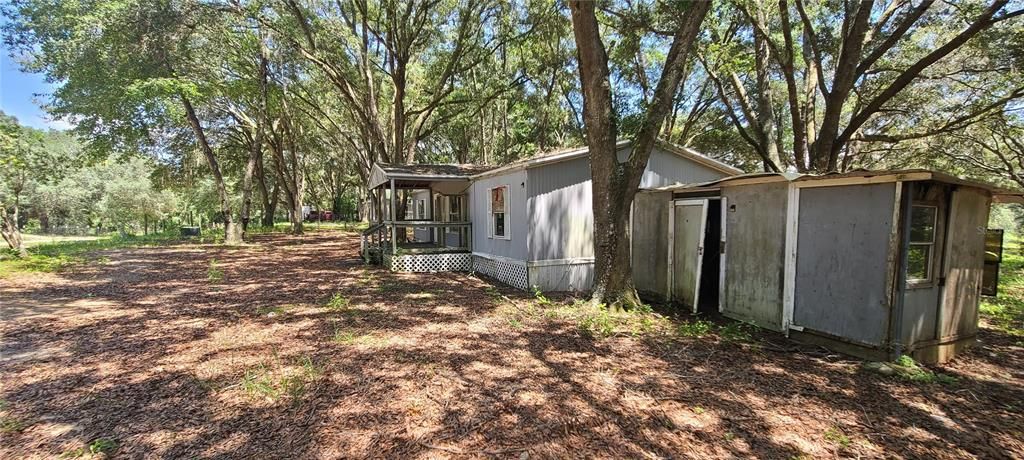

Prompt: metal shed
xmin=632 ymin=169 xmax=1021 ymax=363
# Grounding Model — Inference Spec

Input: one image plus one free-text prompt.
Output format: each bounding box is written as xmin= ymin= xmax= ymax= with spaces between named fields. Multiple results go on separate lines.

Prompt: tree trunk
xmin=181 ymin=94 xmax=243 ymax=245
xmin=0 ymin=206 xmax=27 ymax=257
xmin=569 ymin=0 xmax=710 ymax=309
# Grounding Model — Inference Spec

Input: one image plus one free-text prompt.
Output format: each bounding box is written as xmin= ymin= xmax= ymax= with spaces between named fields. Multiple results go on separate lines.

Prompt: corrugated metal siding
xmin=528 ymin=146 xmax=733 ymax=263
xmin=793 ymin=183 xmax=896 ymax=346
xmin=529 ymin=263 xmax=594 ymax=292
xmin=526 ymin=156 xmax=594 ymax=261
xmin=470 ymin=169 xmax=528 ymax=261
xmin=721 ymin=183 xmax=788 ymax=330
xmin=640 ymin=148 xmax=731 ymax=188
xmin=631 ymin=191 xmax=672 ymax=300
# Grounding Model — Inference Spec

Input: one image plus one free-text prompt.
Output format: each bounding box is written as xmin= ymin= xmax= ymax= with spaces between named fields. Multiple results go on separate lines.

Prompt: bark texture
xmin=569 ymin=0 xmax=711 ymax=309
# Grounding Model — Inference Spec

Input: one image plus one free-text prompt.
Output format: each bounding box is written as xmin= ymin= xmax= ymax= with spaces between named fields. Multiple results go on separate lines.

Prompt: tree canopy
xmin=1 ymin=0 xmax=1021 ymax=251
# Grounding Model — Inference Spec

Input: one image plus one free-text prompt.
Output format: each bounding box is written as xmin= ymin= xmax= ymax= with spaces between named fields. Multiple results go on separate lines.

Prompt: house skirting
xmin=379 ymin=251 xmax=595 ymax=293
xmin=383 ymin=252 xmax=473 ymax=273
xmin=527 ymin=258 xmax=594 ymax=292
xmin=472 ymin=253 xmax=530 ymax=290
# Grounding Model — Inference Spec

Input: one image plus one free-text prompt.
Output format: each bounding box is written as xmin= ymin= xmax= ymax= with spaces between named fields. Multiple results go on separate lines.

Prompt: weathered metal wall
xmin=526 ymin=156 xmax=595 ymax=261
xmin=720 ymin=183 xmax=788 ymax=330
xmin=639 ymin=148 xmax=731 ymax=188
xmin=938 ymin=186 xmax=991 ymax=340
xmin=631 ymin=191 xmax=672 ymax=299
xmin=794 ymin=183 xmax=896 ymax=346
xmin=528 ymin=146 xmax=732 ymax=264
xmin=470 ymin=169 xmax=529 ymax=261
xmin=900 ymin=183 xmax=951 ymax=346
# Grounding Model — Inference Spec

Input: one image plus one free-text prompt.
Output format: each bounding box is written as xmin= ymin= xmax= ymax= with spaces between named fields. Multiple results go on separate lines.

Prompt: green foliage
xmin=207 ymin=259 xmax=224 ymax=283
xmin=981 ymin=234 xmax=1024 ymax=344
xmin=240 ymin=356 xmax=322 ymax=401
xmin=324 ymin=293 xmax=350 ymax=311
xmin=88 ymin=438 xmax=118 ymax=455
xmin=0 ymin=232 xmax=179 ymax=277
xmin=578 ymin=307 xmax=617 ymax=338
xmin=677 ymin=319 xmax=714 ymax=338
xmin=0 ymin=415 xmax=26 ymax=433
xmin=823 ymin=427 xmax=851 ymax=450
xmin=532 ymin=285 xmax=552 ymax=306
xmin=718 ymin=322 xmax=754 ymax=343
xmin=893 ymin=355 xmax=959 ymax=385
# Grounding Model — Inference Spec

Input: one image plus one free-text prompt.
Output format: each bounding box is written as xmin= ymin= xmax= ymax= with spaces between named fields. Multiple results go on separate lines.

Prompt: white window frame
xmin=907 ymin=204 xmax=938 ymax=285
xmin=487 ymin=185 xmax=511 ymax=240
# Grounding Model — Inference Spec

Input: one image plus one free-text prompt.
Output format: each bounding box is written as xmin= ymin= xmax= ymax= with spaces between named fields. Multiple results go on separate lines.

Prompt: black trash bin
xmin=180 ymin=226 xmax=202 ymax=237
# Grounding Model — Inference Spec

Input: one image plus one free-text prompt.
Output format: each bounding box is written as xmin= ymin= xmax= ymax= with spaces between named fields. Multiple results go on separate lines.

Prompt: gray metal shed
xmin=632 ymin=169 xmax=1021 ymax=363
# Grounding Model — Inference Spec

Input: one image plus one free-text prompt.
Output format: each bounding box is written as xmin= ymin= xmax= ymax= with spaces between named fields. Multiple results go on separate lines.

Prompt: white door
xmin=670 ymin=199 xmax=708 ymax=312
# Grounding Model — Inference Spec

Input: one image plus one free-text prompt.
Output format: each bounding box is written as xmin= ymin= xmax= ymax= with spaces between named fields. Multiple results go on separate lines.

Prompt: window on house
xmin=416 ymin=199 xmax=425 ymax=220
xmin=907 ymin=205 xmax=937 ymax=282
xmin=489 ymin=186 xmax=509 ymax=239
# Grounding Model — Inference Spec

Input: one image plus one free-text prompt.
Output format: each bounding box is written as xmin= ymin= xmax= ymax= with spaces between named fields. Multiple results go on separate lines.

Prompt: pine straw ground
xmin=0 ymin=230 xmax=1021 ymax=459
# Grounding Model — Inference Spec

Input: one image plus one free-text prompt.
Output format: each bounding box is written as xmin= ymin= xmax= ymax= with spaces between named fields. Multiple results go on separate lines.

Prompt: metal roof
xmin=645 ymin=169 xmax=1024 ymax=203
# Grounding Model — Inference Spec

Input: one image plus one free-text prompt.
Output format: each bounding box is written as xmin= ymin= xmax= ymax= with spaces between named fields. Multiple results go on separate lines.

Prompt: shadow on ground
xmin=0 ymin=230 xmax=1021 ymax=458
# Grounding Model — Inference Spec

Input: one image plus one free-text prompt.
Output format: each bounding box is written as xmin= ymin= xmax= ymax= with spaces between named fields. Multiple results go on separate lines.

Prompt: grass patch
xmin=894 ymin=355 xmax=959 ymax=384
xmin=677 ymin=319 xmax=714 ymax=337
xmin=207 ymin=258 xmax=224 ymax=283
xmin=324 ymin=293 xmax=350 ymax=310
xmin=824 ymin=427 xmax=851 ymax=450
xmin=980 ymin=234 xmax=1024 ymax=343
xmin=0 ymin=231 xmax=180 ymax=277
xmin=331 ymin=328 xmax=386 ymax=346
xmin=0 ymin=415 xmax=26 ymax=433
xmin=241 ymin=356 xmax=323 ymax=401
xmin=59 ymin=437 xmax=118 ymax=458
xmin=717 ymin=322 xmax=754 ymax=343
xmin=256 ymin=304 xmax=290 ymax=317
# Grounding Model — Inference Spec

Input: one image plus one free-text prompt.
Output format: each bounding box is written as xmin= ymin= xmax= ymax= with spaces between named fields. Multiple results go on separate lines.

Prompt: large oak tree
xmin=569 ymin=0 xmax=711 ymax=308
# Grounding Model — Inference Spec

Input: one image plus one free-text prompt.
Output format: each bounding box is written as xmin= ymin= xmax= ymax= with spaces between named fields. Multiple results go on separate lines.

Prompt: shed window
xmin=907 ymin=205 xmax=937 ymax=282
xmin=488 ymin=186 xmax=509 ymax=239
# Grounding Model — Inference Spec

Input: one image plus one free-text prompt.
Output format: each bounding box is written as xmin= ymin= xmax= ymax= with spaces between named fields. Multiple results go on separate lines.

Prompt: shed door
xmin=939 ymin=188 xmax=990 ymax=339
xmin=671 ymin=200 xmax=708 ymax=312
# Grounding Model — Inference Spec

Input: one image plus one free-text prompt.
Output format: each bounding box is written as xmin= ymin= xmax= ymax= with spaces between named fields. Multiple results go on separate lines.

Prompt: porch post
xmin=390 ymin=179 xmax=397 ymax=255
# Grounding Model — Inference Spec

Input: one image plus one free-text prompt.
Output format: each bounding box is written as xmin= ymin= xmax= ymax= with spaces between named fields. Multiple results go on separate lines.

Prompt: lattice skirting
xmin=384 ymin=253 xmax=472 ymax=273
xmin=472 ymin=255 xmax=529 ymax=290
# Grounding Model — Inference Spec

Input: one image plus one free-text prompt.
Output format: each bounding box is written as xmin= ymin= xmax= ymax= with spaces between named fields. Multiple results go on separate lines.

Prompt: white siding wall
xmin=469 ymin=169 xmax=529 ymax=261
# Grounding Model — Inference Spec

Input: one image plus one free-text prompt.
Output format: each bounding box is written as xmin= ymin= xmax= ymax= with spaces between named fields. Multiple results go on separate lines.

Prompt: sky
xmin=0 ymin=41 xmax=72 ymax=131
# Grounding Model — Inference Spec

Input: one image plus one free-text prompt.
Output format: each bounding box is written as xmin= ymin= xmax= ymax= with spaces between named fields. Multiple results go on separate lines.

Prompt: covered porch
xmin=361 ymin=163 xmax=493 ymax=272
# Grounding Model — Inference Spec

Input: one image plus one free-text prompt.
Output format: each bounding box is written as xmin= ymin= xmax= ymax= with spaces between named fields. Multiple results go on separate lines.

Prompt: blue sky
xmin=0 ymin=42 xmax=71 ymax=131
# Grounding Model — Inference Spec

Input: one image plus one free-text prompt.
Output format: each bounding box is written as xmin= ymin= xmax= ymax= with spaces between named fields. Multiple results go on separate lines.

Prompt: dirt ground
xmin=1 ymin=230 xmax=1022 ymax=459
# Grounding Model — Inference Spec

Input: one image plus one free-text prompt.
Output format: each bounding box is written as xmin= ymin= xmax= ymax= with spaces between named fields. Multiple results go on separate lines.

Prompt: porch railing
xmin=361 ymin=221 xmax=472 ymax=259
